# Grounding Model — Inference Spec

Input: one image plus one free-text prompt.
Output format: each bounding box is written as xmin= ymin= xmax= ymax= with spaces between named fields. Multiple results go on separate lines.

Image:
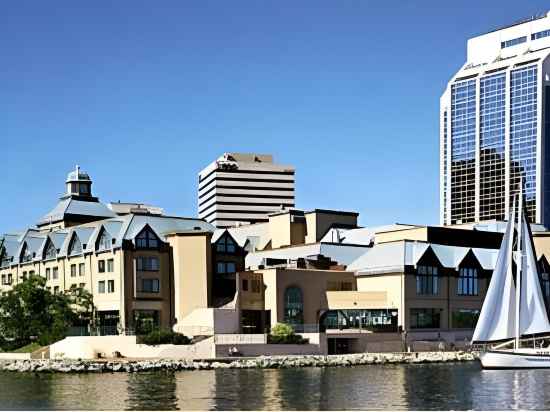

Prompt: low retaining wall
xmin=215 ymin=343 xmax=323 ymax=358
xmin=49 ymin=336 xmax=215 ymax=360
xmin=0 ymin=353 xmax=31 ymax=360
xmin=0 ymin=351 xmax=478 ymax=373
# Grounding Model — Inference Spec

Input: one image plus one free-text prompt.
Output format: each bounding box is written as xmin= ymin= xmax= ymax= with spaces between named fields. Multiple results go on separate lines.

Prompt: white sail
xmin=472 ymin=211 xmax=516 ymax=342
xmin=519 ymin=213 xmax=550 ymax=335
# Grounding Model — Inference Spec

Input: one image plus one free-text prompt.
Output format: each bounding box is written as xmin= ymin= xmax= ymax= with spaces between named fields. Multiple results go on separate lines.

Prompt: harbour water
xmin=2 ymin=362 xmax=550 ymax=410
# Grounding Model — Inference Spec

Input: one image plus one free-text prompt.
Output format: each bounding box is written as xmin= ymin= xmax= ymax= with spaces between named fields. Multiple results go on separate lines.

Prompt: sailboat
xmin=472 ymin=183 xmax=550 ymax=368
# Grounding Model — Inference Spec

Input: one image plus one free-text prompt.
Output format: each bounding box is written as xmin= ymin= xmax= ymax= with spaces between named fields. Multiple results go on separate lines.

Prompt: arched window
xmin=96 ymin=228 xmax=112 ymax=251
xmin=135 ymin=227 xmax=159 ymax=249
xmin=43 ymin=239 xmax=57 ymax=260
xmin=68 ymin=234 xmax=82 ymax=255
xmin=20 ymin=242 xmax=32 ymax=263
xmin=284 ymin=286 xmax=304 ymax=325
xmin=458 ymin=267 xmax=478 ymax=296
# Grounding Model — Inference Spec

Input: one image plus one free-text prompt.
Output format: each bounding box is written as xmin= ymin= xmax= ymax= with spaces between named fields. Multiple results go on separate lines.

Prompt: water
xmin=2 ymin=363 xmax=550 ymax=410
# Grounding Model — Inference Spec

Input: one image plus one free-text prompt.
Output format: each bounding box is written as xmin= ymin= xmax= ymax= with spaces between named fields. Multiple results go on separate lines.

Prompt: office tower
xmin=441 ymin=12 xmax=550 ymax=226
xmin=198 ymin=153 xmax=295 ymax=227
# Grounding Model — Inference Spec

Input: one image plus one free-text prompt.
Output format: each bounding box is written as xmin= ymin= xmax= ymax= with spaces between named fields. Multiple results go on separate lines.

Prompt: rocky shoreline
xmin=0 ymin=351 xmax=478 ymax=373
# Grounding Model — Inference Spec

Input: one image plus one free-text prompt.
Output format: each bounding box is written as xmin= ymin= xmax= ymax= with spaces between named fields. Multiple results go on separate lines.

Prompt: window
xmin=68 ymin=235 xmax=82 ymax=255
xmin=251 ymin=279 xmax=261 ymax=293
xmin=96 ymin=229 xmax=112 ymax=251
xmin=141 ymin=278 xmax=160 ymax=293
xmin=541 ymin=273 xmax=550 ymax=301
xmin=29 ymin=270 xmax=34 ymax=277
xmin=1 ymin=275 xmax=5 ymax=285
xmin=53 ymin=286 xmax=59 ymax=294
xmin=98 ymin=281 xmax=105 ymax=294
xmin=20 ymin=243 xmax=32 ymax=263
xmin=70 ymin=284 xmax=77 ymax=290
xmin=52 ymin=267 xmax=58 ymax=280
xmin=242 ymin=279 xmax=248 ymax=291
xmin=532 ymin=29 xmax=550 ymax=40
xmin=107 ymin=259 xmax=114 ymax=272
xmin=70 ymin=264 xmax=77 ymax=278
xmin=216 ymin=235 xmax=236 ymax=253
xmin=284 ymin=286 xmax=304 ymax=325
xmin=410 ymin=308 xmax=441 ymax=329
xmin=458 ymin=267 xmax=478 ymax=295
xmin=79 ymin=283 xmax=85 ymax=288
xmin=79 ymin=263 xmax=85 ymax=277
xmin=22 ymin=271 xmax=27 ymax=280
xmin=107 ymin=280 xmax=115 ymax=293
xmin=452 ymin=309 xmax=480 ymax=329
xmin=217 ymin=261 xmax=236 ymax=274
xmin=136 ymin=257 xmax=159 ymax=271
xmin=44 ymin=240 xmax=57 ymax=260
xmin=6 ymin=274 xmax=12 ymax=285
xmin=501 ymin=36 xmax=527 ymax=48
xmin=416 ymin=265 xmax=438 ymax=295
xmin=98 ymin=260 xmax=105 ymax=273
xmin=46 ymin=268 xmax=51 ymax=280
xmin=136 ymin=228 xmax=159 ymax=249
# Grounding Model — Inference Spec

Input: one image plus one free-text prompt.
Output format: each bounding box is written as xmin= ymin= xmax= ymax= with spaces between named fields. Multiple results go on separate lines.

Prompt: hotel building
xmin=198 ymin=153 xmax=295 ymax=228
xmin=440 ymin=11 xmax=550 ymax=227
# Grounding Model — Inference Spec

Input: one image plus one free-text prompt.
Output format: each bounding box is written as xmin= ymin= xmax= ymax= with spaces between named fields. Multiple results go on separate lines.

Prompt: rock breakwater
xmin=0 ymin=351 xmax=478 ymax=373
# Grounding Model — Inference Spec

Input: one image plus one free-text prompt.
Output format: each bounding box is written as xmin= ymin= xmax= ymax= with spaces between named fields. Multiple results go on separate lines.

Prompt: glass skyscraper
xmin=440 ymin=12 xmax=550 ymax=227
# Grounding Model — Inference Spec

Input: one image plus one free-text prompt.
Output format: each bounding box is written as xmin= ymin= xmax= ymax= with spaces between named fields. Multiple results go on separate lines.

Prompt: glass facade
xmin=479 ymin=73 xmax=506 ymax=220
xmin=442 ymin=110 xmax=448 ymax=223
xmin=532 ymin=29 xmax=550 ymax=40
xmin=501 ymin=36 xmax=527 ymax=49
xmin=510 ymin=65 xmax=538 ymax=222
xmin=450 ymin=79 xmax=476 ymax=224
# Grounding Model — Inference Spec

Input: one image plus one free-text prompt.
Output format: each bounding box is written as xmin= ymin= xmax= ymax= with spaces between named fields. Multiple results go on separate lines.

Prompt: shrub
xmin=140 ymin=330 xmax=190 ymax=345
xmin=267 ymin=323 xmax=309 ymax=344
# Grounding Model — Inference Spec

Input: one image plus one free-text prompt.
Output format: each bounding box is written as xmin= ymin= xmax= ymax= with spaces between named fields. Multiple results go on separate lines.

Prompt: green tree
xmin=0 ymin=275 xmax=95 ymax=350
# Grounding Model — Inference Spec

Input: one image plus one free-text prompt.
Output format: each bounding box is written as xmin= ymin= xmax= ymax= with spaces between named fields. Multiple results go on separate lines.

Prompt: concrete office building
xmin=198 ymin=153 xmax=295 ymax=228
xmin=440 ymin=11 xmax=550 ymax=227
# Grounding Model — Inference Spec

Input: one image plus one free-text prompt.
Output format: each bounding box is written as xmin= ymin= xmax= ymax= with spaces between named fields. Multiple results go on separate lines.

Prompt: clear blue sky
xmin=2 ymin=1 xmax=549 ymax=232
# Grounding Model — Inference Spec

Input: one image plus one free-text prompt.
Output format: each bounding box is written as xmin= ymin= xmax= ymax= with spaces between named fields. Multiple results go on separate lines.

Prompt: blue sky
xmin=1 ymin=1 xmax=549 ymax=232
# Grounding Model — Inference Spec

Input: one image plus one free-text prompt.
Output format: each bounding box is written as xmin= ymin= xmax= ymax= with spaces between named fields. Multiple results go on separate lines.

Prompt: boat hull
xmin=481 ymin=350 xmax=550 ymax=369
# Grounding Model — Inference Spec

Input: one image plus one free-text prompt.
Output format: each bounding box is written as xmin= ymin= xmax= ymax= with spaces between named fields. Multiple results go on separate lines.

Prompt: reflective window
xmin=135 ymin=228 xmax=159 ymax=249
xmin=458 ymin=267 xmax=478 ymax=295
xmin=410 ymin=308 xmax=441 ymax=329
xmin=136 ymin=257 xmax=159 ymax=271
xmin=141 ymin=278 xmax=159 ymax=293
xmin=510 ymin=66 xmax=538 ymax=222
xmin=532 ymin=29 xmax=550 ymax=40
xmin=20 ymin=243 xmax=33 ymax=263
xmin=501 ymin=36 xmax=527 ymax=48
xmin=68 ymin=234 xmax=82 ymax=255
xmin=452 ymin=309 xmax=480 ymax=328
xmin=284 ymin=286 xmax=304 ymax=325
xmin=416 ymin=265 xmax=439 ymax=295
xmin=479 ymin=73 xmax=506 ymax=221
xmin=217 ymin=235 xmax=236 ymax=253
xmin=44 ymin=240 xmax=57 ymax=260
xmin=450 ymin=79 xmax=476 ymax=224
xmin=97 ymin=229 xmax=112 ymax=251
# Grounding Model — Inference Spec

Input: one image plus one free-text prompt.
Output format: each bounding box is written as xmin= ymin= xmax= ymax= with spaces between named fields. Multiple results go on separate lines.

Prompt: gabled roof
xmin=349 ymin=240 xmax=499 ymax=275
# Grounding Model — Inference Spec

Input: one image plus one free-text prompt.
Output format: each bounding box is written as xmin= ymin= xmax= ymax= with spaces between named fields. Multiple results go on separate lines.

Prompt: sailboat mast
xmin=515 ymin=182 xmax=523 ymax=350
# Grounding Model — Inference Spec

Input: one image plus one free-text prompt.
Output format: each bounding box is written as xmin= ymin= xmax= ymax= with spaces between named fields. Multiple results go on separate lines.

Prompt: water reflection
xmin=4 ymin=363 xmax=550 ymax=410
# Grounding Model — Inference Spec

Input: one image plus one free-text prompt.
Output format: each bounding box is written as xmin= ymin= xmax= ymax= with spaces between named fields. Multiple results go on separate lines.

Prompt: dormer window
xmin=135 ymin=227 xmax=160 ymax=249
xmin=44 ymin=239 xmax=57 ymax=260
xmin=96 ymin=228 xmax=112 ymax=251
xmin=68 ymin=234 xmax=83 ymax=255
xmin=20 ymin=243 xmax=33 ymax=263
xmin=217 ymin=234 xmax=236 ymax=253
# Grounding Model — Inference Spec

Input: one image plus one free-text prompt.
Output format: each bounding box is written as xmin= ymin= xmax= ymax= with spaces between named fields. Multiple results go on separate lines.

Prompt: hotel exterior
xmin=440 ymin=11 xmax=550 ymax=227
xmin=198 ymin=153 xmax=295 ymax=228
xmin=4 ymin=164 xmax=550 ymax=356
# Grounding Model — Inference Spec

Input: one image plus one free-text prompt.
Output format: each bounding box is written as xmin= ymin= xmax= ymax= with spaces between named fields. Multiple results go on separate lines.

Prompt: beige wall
xmin=258 ymin=268 xmax=356 ymax=327
xmin=268 ymin=213 xmax=306 ymax=249
xmin=534 ymin=233 xmax=550 ymax=259
xmin=167 ymin=232 xmax=212 ymax=326
xmin=356 ymin=273 xmax=404 ymax=326
xmin=304 ymin=211 xmax=358 ymax=244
